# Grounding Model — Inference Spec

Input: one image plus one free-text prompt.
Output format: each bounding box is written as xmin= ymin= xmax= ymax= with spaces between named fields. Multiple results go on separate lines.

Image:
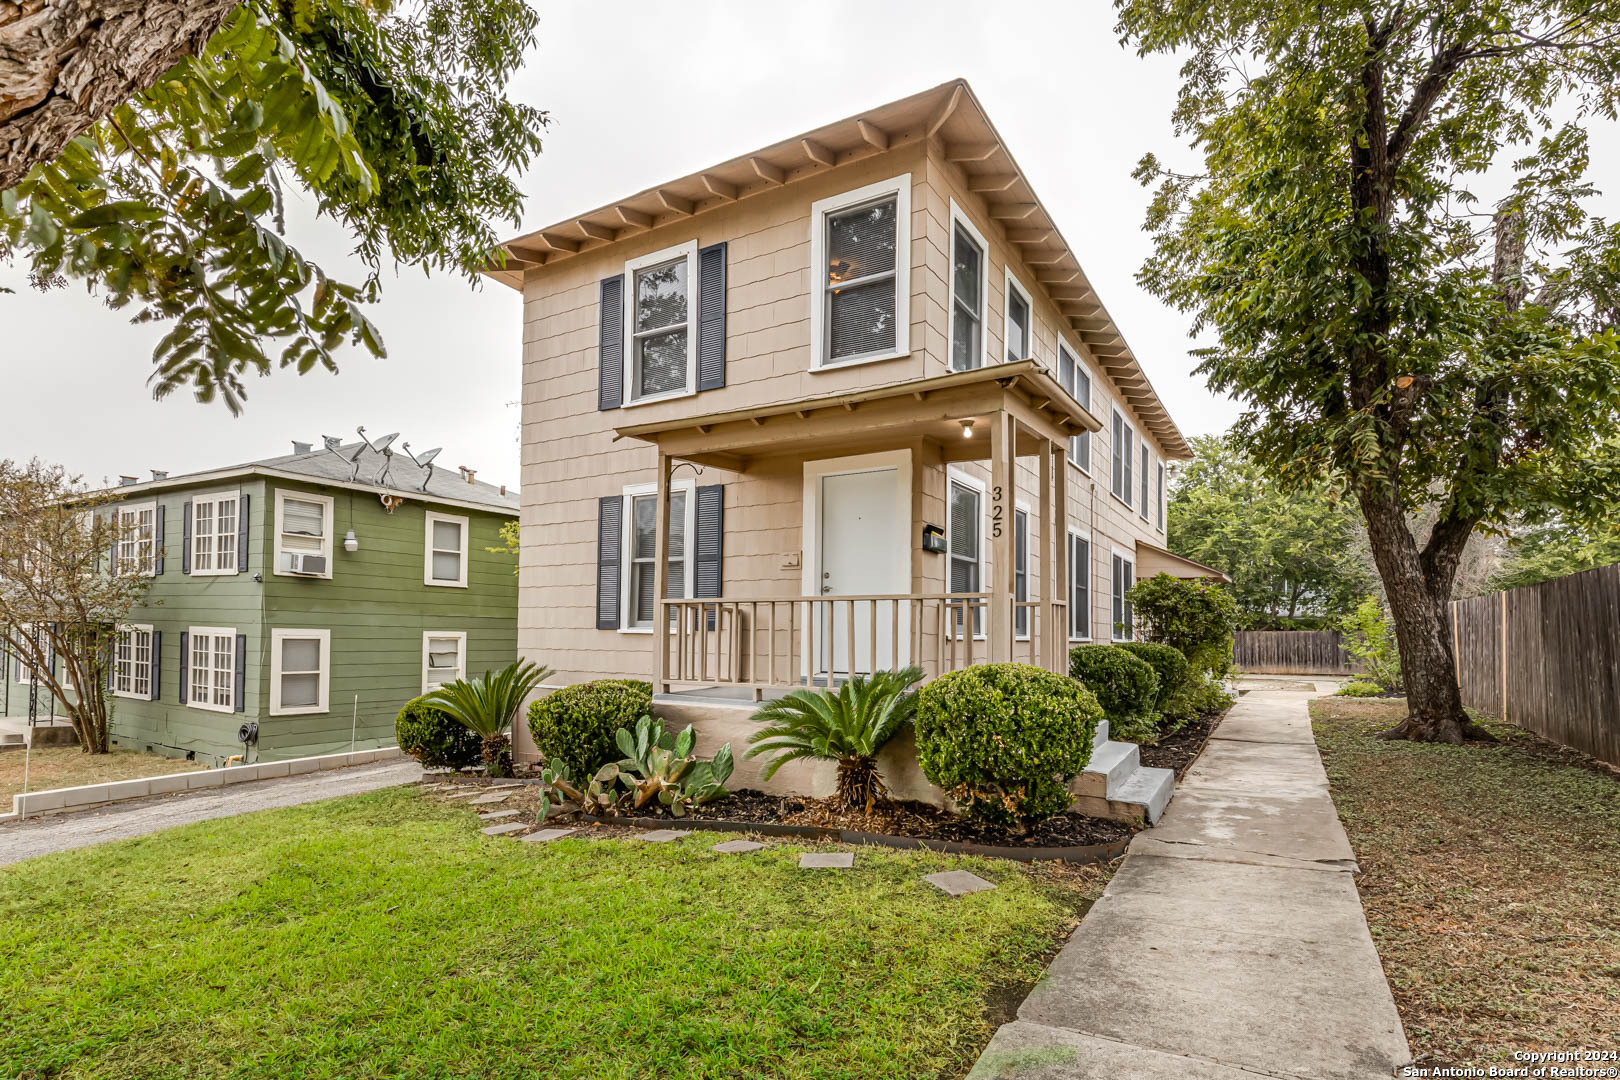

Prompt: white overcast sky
xmin=3 ymin=1 xmax=1615 ymax=490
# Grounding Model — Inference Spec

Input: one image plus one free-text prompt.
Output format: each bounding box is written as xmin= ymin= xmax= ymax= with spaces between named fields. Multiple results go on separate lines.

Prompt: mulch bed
xmin=1136 ymin=709 xmax=1222 ymax=778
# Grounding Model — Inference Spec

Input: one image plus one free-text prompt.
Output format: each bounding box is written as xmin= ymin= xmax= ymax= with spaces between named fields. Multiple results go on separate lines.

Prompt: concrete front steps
xmin=1071 ymin=719 xmax=1176 ymax=824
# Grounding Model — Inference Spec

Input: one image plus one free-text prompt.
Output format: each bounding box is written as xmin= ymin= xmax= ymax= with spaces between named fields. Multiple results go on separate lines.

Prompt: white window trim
xmin=187 ymin=625 xmax=237 ymax=714
xmin=273 ymin=490 xmax=335 ymax=579
xmin=809 ymin=173 xmax=913 ymax=371
xmin=1063 ymin=344 xmax=1095 ymax=475
xmin=621 ymin=239 xmax=700 ymax=407
xmin=189 ymin=489 xmax=241 ymax=577
xmin=10 ymin=624 xmax=31 ymax=684
xmin=1111 ymin=408 xmax=1136 ymax=509
xmin=269 ymin=628 xmax=330 ymax=716
xmin=1157 ymin=461 xmax=1168 ymax=533
xmin=1140 ymin=443 xmax=1152 ymax=522
xmin=1003 ymin=268 xmax=1035 ymax=365
xmin=947 ymin=198 xmax=991 ymax=373
xmin=113 ymin=623 xmax=155 ymax=700
xmin=618 ymin=479 xmax=697 ymax=635
xmin=1068 ymin=529 xmax=1093 ymax=643
xmin=424 ymin=510 xmax=470 ymax=588
xmin=1111 ymin=548 xmax=1137 ymax=642
xmin=1013 ymin=501 xmax=1031 ymax=641
xmin=945 ymin=467 xmax=988 ymax=641
xmin=116 ymin=500 xmax=158 ymax=577
xmin=421 ymin=631 xmax=468 ymax=695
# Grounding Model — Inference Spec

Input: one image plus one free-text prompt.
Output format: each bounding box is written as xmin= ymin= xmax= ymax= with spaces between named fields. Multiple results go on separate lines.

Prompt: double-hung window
xmin=425 ymin=512 xmax=469 ymax=588
xmin=422 ymin=632 xmax=466 ymax=693
xmin=624 ymin=241 xmax=698 ymax=403
xmin=621 ymin=483 xmax=694 ymax=632
xmin=810 ymin=174 xmax=911 ymax=369
xmin=1140 ymin=445 xmax=1151 ymax=521
xmin=270 ymin=629 xmax=329 ymax=715
xmin=116 ymin=502 xmax=157 ymax=575
xmin=1157 ymin=461 xmax=1166 ymax=531
xmin=1059 ymin=344 xmax=1093 ymax=473
xmin=1111 ymin=410 xmax=1134 ymax=507
xmin=188 ymin=626 xmax=237 ymax=713
xmin=274 ymin=491 xmax=334 ymax=577
xmin=113 ymin=625 xmax=154 ymax=699
xmin=191 ymin=492 xmax=238 ymax=575
xmin=1004 ymin=271 xmax=1033 ymax=363
xmin=1112 ymin=553 xmax=1136 ymax=641
xmin=1068 ymin=533 xmax=1091 ymax=640
xmin=1013 ymin=507 xmax=1029 ymax=640
xmin=949 ymin=201 xmax=988 ymax=371
xmin=947 ymin=474 xmax=984 ymax=638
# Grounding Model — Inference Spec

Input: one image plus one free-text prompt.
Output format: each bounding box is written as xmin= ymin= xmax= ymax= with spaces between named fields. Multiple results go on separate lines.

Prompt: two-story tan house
xmin=493 ymin=80 xmax=1222 ymax=813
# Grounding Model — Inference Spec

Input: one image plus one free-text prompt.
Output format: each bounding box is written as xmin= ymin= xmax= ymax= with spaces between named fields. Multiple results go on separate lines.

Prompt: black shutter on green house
xmin=149 ymin=631 xmax=162 ymax=701
xmin=181 ymin=499 xmax=193 ymax=574
xmin=153 ymin=504 xmax=166 ymax=575
xmin=234 ymin=634 xmax=247 ymax=713
xmin=237 ymin=494 xmax=250 ymax=573
xmin=178 ymin=631 xmax=188 ymax=704
xmin=696 ymin=242 xmax=727 ymax=391
xmin=596 ymin=496 xmax=622 ymax=629
xmin=598 ymin=274 xmax=625 ymax=410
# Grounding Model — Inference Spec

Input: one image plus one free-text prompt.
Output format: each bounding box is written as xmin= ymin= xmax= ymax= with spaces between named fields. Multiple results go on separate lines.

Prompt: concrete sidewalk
xmin=0 ymin=760 xmax=422 ymax=867
xmin=971 ymin=690 xmax=1410 ymax=1080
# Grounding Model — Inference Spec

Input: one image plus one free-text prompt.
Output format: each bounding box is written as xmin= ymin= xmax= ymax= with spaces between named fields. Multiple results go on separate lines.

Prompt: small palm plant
xmin=423 ymin=659 xmax=552 ymax=777
xmin=744 ymin=666 xmax=924 ymax=812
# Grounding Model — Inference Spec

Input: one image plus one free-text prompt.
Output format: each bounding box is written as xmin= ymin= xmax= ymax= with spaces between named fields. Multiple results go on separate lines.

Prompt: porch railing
xmin=660 ymin=594 xmax=1069 ymax=695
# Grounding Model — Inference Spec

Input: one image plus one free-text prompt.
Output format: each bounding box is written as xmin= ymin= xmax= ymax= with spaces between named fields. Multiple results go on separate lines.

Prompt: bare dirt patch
xmin=0 ymin=745 xmax=204 ymax=804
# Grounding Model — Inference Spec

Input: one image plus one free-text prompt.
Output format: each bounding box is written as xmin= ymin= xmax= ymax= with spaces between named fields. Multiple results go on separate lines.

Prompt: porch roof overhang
xmin=1136 ymin=541 xmax=1232 ymax=584
xmin=612 ymin=360 xmax=1101 ymax=471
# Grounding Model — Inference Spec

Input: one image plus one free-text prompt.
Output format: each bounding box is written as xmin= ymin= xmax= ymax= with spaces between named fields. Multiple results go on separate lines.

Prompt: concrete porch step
xmin=1071 ymin=736 xmax=1176 ymax=826
xmin=1071 ymin=740 xmax=1140 ymax=799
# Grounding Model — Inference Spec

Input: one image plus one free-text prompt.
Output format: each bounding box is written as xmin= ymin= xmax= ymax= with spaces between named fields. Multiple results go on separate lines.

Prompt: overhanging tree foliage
xmin=1 ymin=0 xmax=546 ymax=412
xmin=1120 ymin=2 xmax=1620 ymax=742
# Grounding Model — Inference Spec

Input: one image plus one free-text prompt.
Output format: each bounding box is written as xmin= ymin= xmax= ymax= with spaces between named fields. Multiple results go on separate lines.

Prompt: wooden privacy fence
xmin=1234 ymin=630 xmax=1361 ymax=675
xmin=1453 ymin=562 xmax=1620 ymax=767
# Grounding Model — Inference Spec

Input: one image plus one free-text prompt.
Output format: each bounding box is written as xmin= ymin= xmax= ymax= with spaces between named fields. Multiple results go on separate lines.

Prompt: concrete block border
xmin=7 ymin=746 xmax=405 ymax=820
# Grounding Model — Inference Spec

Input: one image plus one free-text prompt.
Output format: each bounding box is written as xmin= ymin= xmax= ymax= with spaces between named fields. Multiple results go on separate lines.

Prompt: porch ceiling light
xmin=962 ymin=419 xmax=974 ymax=439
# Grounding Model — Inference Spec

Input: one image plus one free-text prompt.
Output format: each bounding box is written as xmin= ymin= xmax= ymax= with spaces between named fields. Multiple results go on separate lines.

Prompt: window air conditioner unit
xmin=283 ymin=552 xmax=327 ymax=576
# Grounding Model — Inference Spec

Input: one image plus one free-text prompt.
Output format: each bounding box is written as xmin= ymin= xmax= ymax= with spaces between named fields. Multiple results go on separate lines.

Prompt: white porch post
xmin=653 ymin=451 xmax=671 ymax=694
xmin=1038 ymin=432 xmax=1053 ymax=671
xmin=989 ymin=410 xmax=1014 ymax=663
xmin=1054 ymin=439 xmax=1069 ymax=673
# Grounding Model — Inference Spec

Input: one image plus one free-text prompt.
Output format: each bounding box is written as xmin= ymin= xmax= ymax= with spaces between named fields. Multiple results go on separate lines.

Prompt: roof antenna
xmin=403 ymin=442 xmax=443 ymax=493
xmin=355 ymin=426 xmax=399 ymax=485
xmin=321 ymin=435 xmax=366 ymax=481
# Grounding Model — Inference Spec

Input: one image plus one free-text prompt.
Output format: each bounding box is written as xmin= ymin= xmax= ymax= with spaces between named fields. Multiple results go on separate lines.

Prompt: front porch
xmin=617 ymin=360 xmax=1100 ymax=698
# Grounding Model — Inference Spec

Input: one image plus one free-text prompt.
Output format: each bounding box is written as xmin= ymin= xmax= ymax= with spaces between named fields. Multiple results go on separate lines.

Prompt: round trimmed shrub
xmin=1069 ymin=644 xmax=1160 ymax=743
xmin=1117 ymin=641 xmax=1192 ymax=716
xmin=914 ymin=663 xmax=1102 ymax=831
xmin=396 ymin=696 xmax=482 ymax=770
xmin=527 ymin=678 xmax=652 ymax=775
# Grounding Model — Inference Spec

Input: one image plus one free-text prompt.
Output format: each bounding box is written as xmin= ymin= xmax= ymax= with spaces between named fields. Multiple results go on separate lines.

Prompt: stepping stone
xmin=712 ymin=839 xmax=765 ymax=854
xmin=470 ymin=792 xmax=512 ymax=806
xmin=479 ymin=809 xmax=521 ymax=821
xmin=521 ymin=828 xmax=577 ymax=844
xmin=480 ymin=822 xmax=527 ymax=837
xmin=800 ymin=852 xmax=853 ymax=869
xmin=487 ymin=782 xmax=524 ymax=790
xmin=925 ymin=870 xmax=996 ymax=896
xmin=635 ymin=829 xmax=691 ymax=843
xmin=443 ymin=790 xmax=481 ymax=800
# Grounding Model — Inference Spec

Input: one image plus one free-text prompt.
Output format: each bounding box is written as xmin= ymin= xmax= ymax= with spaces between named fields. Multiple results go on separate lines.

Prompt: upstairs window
xmin=810 ymin=175 xmax=911 ymax=369
xmin=425 ymin=512 xmax=469 ymax=588
xmin=624 ymin=241 xmax=698 ymax=403
xmin=1140 ymin=444 xmax=1151 ymax=521
xmin=116 ymin=502 xmax=157 ymax=575
xmin=1111 ymin=410 xmax=1134 ymax=507
xmin=949 ymin=203 xmax=988 ymax=371
xmin=274 ymin=491 xmax=333 ymax=578
xmin=191 ymin=492 xmax=239 ymax=575
xmin=1005 ymin=272 xmax=1032 ymax=363
xmin=1157 ymin=462 xmax=1166 ymax=531
xmin=1059 ymin=344 xmax=1093 ymax=473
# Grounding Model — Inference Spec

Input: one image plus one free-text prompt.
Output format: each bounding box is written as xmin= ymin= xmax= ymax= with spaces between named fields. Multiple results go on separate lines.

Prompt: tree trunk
xmin=1359 ymin=494 xmax=1488 ymax=743
xmin=1 ymin=0 xmax=240 ymax=190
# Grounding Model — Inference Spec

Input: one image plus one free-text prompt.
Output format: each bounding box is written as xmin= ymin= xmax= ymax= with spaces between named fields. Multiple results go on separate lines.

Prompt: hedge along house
xmin=1 ymin=436 xmax=518 ymax=765
xmin=495 ymin=81 xmax=1223 ymax=816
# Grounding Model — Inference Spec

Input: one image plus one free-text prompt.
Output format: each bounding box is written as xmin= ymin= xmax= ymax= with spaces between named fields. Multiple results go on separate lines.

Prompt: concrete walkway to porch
xmin=970 ymin=688 xmax=1411 ymax=1080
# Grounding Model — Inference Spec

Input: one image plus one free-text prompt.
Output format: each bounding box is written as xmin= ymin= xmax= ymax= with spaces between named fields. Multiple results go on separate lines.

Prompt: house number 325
xmin=991 ymin=487 xmax=1004 ymax=538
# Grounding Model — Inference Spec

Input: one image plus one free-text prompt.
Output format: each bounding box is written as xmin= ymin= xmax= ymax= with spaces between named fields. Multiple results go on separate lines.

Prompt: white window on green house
xmin=422 ymin=632 xmax=466 ymax=693
xmin=270 ymin=629 xmax=329 ymax=715
xmin=188 ymin=626 xmax=237 ymax=713
xmin=192 ymin=492 xmax=239 ymax=574
xmin=425 ymin=512 xmax=469 ymax=587
xmin=1069 ymin=532 xmax=1091 ymax=641
xmin=274 ymin=491 xmax=334 ymax=577
xmin=1112 ymin=552 xmax=1135 ymax=641
xmin=114 ymin=625 xmax=154 ymax=699
xmin=116 ymin=502 xmax=157 ymax=575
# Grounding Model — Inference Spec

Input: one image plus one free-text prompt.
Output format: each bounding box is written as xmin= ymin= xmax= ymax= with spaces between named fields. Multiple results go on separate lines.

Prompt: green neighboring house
xmin=1 ymin=438 xmax=518 ymax=765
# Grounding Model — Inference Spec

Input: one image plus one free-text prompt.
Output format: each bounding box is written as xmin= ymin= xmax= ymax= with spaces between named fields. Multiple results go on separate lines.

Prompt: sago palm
xmin=423 ymin=659 xmax=552 ymax=777
xmin=744 ymin=666 xmax=924 ymax=812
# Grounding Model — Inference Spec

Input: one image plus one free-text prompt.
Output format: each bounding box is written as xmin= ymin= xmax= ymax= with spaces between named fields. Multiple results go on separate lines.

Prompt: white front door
xmin=818 ymin=468 xmax=903 ymax=676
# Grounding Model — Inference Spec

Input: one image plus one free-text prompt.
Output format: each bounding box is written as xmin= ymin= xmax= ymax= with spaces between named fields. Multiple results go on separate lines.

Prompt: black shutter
xmin=237 ymin=493 xmax=250 ymax=573
xmin=178 ymin=631 xmax=188 ymax=704
xmin=596 ymin=496 xmax=622 ymax=629
xmin=598 ymin=274 xmax=625 ymax=411
xmin=696 ymin=242 xmax=727 ymax=391
xmin=149 ymin=630 xmax=162 ymax=701
xmin=181 ymin=499 xmax=193 ymax=574
xmin=234 ymin=633 xmax=247 ymax=713
xmin=153 ymin=504 xmax=166 ymax=575
xmin=695 ymin=485 xmax=723 ymax=632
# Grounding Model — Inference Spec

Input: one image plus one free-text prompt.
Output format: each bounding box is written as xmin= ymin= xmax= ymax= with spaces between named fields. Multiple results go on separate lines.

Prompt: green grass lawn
xmin=1311 ymin=698 xmax=1620 ymax=1065
xmin=0 ymin=786 xmax=1107 ymax=1080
